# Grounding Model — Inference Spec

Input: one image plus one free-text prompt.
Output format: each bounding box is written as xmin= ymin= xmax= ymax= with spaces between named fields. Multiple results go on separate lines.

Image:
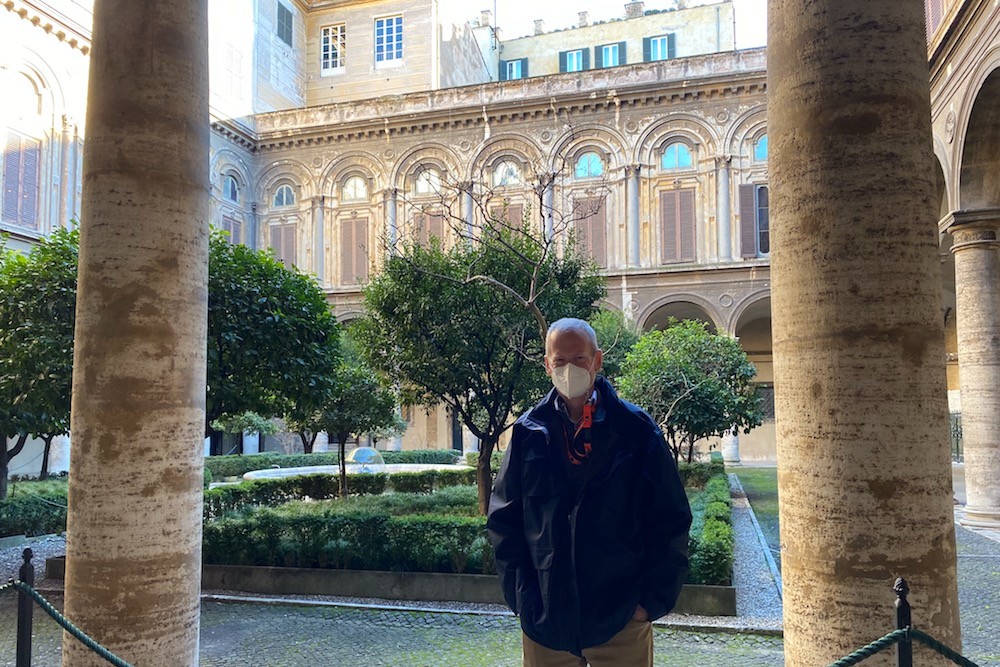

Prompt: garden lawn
xmin=734 ymin=467 xmax=780 ymax=570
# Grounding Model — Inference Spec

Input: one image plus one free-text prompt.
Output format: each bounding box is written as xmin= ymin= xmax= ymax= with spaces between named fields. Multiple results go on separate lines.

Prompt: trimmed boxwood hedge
xmin=0 ymin=491 xmax=68 ymax=537
xmin=686 ymin=470 xmax=735 ymax=585
xmin=204 ymin=449 xmax=463 ymax=480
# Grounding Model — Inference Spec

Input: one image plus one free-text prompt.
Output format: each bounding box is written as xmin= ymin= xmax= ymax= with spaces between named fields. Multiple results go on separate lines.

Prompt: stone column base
xmin=960 ymin=505 xmax=1000 ymax=529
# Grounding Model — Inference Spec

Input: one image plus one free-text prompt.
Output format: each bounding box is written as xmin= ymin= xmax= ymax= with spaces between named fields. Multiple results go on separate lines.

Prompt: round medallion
xmin=719 ymin=294 xmax=734 ymax=308
xmin=459 ymin=139 xmax=472 ymax=151
xmin=715 ymin=110 xmax=730 ymax=124
xmin=384 ymin=149 xmax=396 ymax=159
xmin=312 ymin=157 xmax=323 ymax=168
xmin=624 ymin=120 xmax=639 ymax=134
xmin=540 ymin=130 xmax=553 ymax=144
xmin=628 ymin=299 xmax=640 ymax=313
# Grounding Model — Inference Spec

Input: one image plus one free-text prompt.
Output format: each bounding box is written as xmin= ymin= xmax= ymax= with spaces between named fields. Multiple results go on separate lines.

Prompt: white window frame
xmin=342 ymin=176 xmax=368 ymax=202
xmin=505 ymin=60 xmax=522 ymax=80
xmin=414 ymin=169 xmax=441 ymax=195
xmin=273 ymin=184 xmax=296 ymax=208
xmin=649 ymin=35 xmax=670 ymax=61
xmin=492 ymin=161 xmax=521 ymax=188
xmin=601 ymin=44 xmax=619 ymax=67
xmin=321 ymin=23 xmax=347 ymax=75
xmin=223 ymin=174 xmax=240 ymax=203
xmin=375 ymin=14 xmax=404 ymax=67
xmin=566 ymin=50 xmax=584 ymax=73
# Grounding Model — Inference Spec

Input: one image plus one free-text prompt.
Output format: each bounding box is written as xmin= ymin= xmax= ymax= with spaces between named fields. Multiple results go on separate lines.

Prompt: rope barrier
xmin=826 ymin=629 xmax=906 ymax=667
xmin=4 ymin=578 xmax=135 ymax=667
xmin=910 ymin=629 xmax=981 ymax=667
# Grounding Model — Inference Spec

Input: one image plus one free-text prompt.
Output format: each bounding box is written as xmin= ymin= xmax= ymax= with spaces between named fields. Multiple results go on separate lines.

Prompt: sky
xmin=489 ymin=0 xmax=767 ymax=49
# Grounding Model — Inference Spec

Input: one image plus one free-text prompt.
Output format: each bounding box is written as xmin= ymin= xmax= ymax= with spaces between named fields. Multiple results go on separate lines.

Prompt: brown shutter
xmin=354 ymin=218 xmax=369 ymax=283
xmin=590 ymin=198 xmax=607 ymax=267
xmin=414 ymin=213 xmax=427 ymax=246
xmin=572 ymin=198 xmax=593 ymax=258
xmin=660 ymin=191 xmax=678 ymax=263
xmin=340 ymin=218 xmax=354 ymax=284
xmin=739 ymin=184 xmax=758 ymax=258
xmin=231 ymin=218 xmax=242 ymax=245
xmin=270 ymin=225 xmax=283 ymax=259
xmin=678 ymin=189 xmax=695 ymax=262
xmin=428 ymin=213 xmax=444 ymax=243
xmin=282 ymin=224 xmax=296 ymax=267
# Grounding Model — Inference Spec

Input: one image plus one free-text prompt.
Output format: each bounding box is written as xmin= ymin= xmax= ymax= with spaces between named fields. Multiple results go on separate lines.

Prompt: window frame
xmin=342 ymin=175 xmax=369 ymax=202
xmin=223 ymin=174 xmax=240 ymax=203
xmin=646 ymin=33 xmax=677 ymax=61
xmin=506 ymin=60 xmax=522 ymax=80
xmin=273 ymin=183 xmax=296 ymax=208
xmin=320 ymin=23 xmax=347 ymax=75
xmin=276 ymin=2 xmax=293 ymax=48
xmin=414 ymin=168 xmax=441 ymax=195
xmin=375 ymin=14 xmax=404 ymax=66
xmin=661 ymin=142 xmax=694 ymax=171
xmin=566 ymin=49 xmax=584 ymax=72
xmin=754 ymin=184 xmax=769 ymax=256
xmin=492 ymin=160 xmax=522 ymax=188
xmin=601 ymin=43 xmax=619 ymax=68
xmin=753 ymin=134 xmax=768 ymax=162
xmin=574 ymin=151 xmax=605 ymax=180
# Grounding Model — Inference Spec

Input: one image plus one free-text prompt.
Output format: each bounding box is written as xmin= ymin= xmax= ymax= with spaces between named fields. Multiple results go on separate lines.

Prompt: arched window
xmin=414 ymin=168 xmax=441 ymax=195
xmin=753 ymin=134 xmax=768 ymax=162
xmin=661 ymin=142 xmax=693 ymax=170
xmin=342 ymin=175 xmax=368 ymax=202
xmin=273 ymin=183 xmax=295 ymax=207
xmin=223 ymin=174 xmax=240 ymax=203
xmin=492 ymin=160 xmax=521 ymax=188
xmin=574 ymin=152 xmax=604 ymax=179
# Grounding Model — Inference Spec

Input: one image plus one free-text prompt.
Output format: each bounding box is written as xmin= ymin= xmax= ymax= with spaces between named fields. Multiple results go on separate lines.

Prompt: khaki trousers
xmin=521 ymin=620 xmax=653 ymax=667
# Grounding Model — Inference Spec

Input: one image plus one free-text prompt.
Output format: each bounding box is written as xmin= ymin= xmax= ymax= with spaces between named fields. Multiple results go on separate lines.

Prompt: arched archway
xmin=959 ymin=68 xmax=1000 ymax=209
xmin=732 ymin=296 xmax=774 ymax=461
xmin=639 ymin=299 xmax=720 ymax=333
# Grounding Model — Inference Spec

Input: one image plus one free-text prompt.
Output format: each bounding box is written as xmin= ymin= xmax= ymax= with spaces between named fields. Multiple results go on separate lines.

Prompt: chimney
xmin=578 ymin=11 xmax=589 ymax=27
xmin=625 ymin=1 xmax=644 ymax=19
xmin=533 ymin=19 xmax=545 ymax=35
xmin=480 ymin=9 xmax=492 ymax=27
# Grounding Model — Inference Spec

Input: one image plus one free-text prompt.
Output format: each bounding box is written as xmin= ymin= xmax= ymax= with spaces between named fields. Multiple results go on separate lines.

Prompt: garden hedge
xmin=686 ymin=469 xmax=735 ymax=585
xmin=0 ymin=489 xmax=68 ymax=537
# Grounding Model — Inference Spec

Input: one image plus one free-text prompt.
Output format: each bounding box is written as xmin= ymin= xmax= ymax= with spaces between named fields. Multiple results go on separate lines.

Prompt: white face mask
xmin=551 ymin=361 xmax=594 ymax=399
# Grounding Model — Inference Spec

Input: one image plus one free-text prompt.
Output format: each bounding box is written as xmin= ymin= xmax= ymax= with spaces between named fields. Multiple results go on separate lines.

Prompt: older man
xmin=487 ymin=317 xmax=692 ymax=667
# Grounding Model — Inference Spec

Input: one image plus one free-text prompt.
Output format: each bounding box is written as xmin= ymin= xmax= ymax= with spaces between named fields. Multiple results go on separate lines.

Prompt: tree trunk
xmin=0 ymin=442 xmax=8 ymax=501
xmin=209 ymin=430 xmax=223 ymax=456
xmin=686 ymin=434 xmax=696 ymax=464
xmin=299 ymin=431 xmax=318 ymax=455
xmin=476 ymin=436 xmax=498 ymax=515
xmin=62 ymin=0 xmax=209 ymax=663
xmin=338 ymin=435 xmax=348 ymax=498
xmin=40 ymin=435 xmax=54 ymax=480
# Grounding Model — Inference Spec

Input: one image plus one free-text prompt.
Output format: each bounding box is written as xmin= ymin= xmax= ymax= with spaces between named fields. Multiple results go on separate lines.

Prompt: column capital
xmin=945 ymin=208 xmax=1000 ymax=251
xmin=624 ymin=164 xmax=642 ymax=177
xmin=383 ymin=187 xmax=398 ymax=199
xmin=715 ymin=154 xmax=733 ymax=167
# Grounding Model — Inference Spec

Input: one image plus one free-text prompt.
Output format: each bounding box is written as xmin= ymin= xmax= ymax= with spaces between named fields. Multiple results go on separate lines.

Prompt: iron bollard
xmin=894 ymin=577 xmax=912 ymax=667
xmin=17 ymin=547 xmax=34 ymax=667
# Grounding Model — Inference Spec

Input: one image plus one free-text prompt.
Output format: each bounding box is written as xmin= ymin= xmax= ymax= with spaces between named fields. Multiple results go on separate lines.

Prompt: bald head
xmin=545 ymin=318 xmax=599 ymax=355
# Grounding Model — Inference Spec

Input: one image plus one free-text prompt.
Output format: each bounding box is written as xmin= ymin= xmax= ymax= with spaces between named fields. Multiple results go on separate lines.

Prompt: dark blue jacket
xmin=487 ymin=376 xmax=692 ymax=655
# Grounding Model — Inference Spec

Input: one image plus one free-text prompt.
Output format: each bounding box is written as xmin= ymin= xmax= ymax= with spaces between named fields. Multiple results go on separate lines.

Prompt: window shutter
xmin=618 ymin=41 xmax=627 ymax=64
xmin=231 ymin=218 xmax=242 ymax=245
xmin=340 ymin=218 xmax=354 ymax=284
xmin=428 ymin=213 xmax=444 ymax=243
xmin=19 ymin=138 xmax=39 ymax=229
xmin=499 ymin=60 xmax=508 ymax=81
xmin=667 ymin=33 xmax=677 ymax=59
xmin=582 ymin=49 xmax=590 ymax=70
xmin=678 ymin=188 xmax=695 ymax=262
xmin=660 ymin=191 xmax=678 ymax=263
xmin=414 ymin=213 xmax=426 ymax=245
xmin=2 ymin=133 xmax=21 ymax=224
xmin=270 ymin=225 xmax=283 ymax=260
xmin=520 ymin=58 xmax=529 ymax=77
xmin=642 ymin=37 xmax=651 ymax=62
xmin=590 ymin=198 xmax=607 ymax=267
xmin=282 ymin=224 xmax=296 ymax=267
xmin=594 ymin=46 xmax=603 ymax=69
xmin=739 ymin=184 xmax=758 ymax=258
xmin=354 ymin=218 xmax=369 ymax=283
xmin=559 ymin=51 xmax=567 ymax=73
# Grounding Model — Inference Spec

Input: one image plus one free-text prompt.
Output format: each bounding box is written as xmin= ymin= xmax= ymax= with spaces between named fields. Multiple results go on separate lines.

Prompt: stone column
xmin=716 ymin=155 xmax=732 ymax=261
xmin=626 ymin=165 xmax=641 ymax=267
xmin=385 ymin=188 xmax=398 ymax=252
xmin=63 ymin=1 xmax=209 ymax=665
xmin=720 ymin=430 xmax=739 ymax=465
xmin=461 ymin=182 xmax=475 ymax=239
xmin=769 ymin=1 xmax=961 ymax=665
xmin=948 ymin=210 xmax=1000 ymax=528
xmin=537 ymin=173 xmax=555 ymax=240
xmin=312 ymin=196 xmax=325 ymax=285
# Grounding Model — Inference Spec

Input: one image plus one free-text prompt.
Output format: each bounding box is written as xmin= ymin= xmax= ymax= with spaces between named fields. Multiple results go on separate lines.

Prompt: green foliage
xmin=207 ymin=230 xmax=340 ymax=436
xmin=211 ymin=411 xmax=279 ymax=436
xmin=435 ymin=467 xmax=477 ymax=488
xmin=389 ymin=470 xmax=437 ymax=494
xmin=686 ymin=470 xmax=734 ymax=586
xmin=677 ymin=460 xmax=726 ymax=489
xmin=466 ymin=450 xmax=503 ymax=474
xmin=203 ymin=449 xmax=462 ymax=479
xmin=618 ymin=319 xmax=763 ymax=463
xmin=0 ymin=228 xmax=78 ymax=497
xmin=203 ymin=467 xmax=213 ymax=489
xmin=358 ymin=220 xmax=603 ymax=510
xmin=0 ymin=483 xmax=68 ymax=537
xmin=589 ymin=309 xmax=640 ymax=382
xmin=203 ymin=473 xmax=389 ymax=521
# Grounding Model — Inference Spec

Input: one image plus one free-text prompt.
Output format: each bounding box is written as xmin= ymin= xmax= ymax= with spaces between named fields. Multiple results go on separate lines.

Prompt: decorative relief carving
xmin=624 ymin=120 xmax=639 ymax=134
xmin=715 ymin=110 xmax=730 ymax=124
xmin=952 ymin=228 xmax=997 ymax=245
xmin=459 ymin=139 xmax=472 ymax=151
xmin=945 ymin=111 xmax=956 ymax=144
xmin=383 ymin=149 xmax=396 ymax=159
xmin=312 ymin=157 xmax=323 ymax=168
xmin=540 ymin=130 xmax=553 ymax=144
xmin=719 ymin=294 xmax=734 ymax=308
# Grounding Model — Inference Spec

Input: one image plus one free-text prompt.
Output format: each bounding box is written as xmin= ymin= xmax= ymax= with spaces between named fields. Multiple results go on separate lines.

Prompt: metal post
xmin=16 ymin=548 xmax=34 ymax=667
xmin=894 ymin=577 xmax=912 ymax=667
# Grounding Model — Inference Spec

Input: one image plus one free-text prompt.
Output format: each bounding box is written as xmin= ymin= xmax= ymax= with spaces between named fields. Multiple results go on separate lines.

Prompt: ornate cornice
xmin=211 ymin=119 xmax=258 ymax=153
xmin=251 ymin=48 xmax=768 ymax=152
xmin=3 ymin=0 xmax=91 ymax=55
